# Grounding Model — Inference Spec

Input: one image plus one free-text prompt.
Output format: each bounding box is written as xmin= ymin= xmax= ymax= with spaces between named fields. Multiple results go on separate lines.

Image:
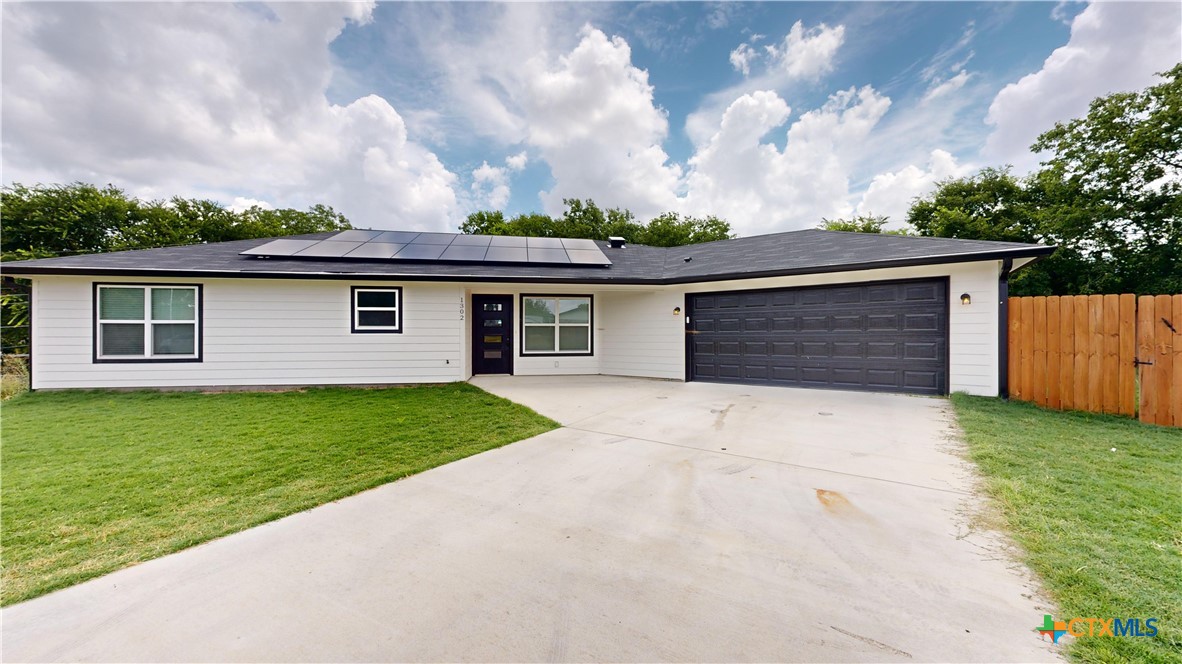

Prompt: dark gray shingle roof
xmin=2 ymin=229 xmax=1053 ymax=284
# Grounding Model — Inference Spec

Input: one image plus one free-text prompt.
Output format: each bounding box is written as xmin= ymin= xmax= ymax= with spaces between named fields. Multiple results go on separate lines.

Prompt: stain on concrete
xmin=711 ymin=404 xmax=735 ymax=430
xmin=815 ymin=489 xmax=872 ymax=521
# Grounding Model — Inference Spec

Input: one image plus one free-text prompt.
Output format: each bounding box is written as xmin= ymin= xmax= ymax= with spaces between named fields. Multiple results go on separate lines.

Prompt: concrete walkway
xmin=3 ymin=377 xmax=1059 ymax=662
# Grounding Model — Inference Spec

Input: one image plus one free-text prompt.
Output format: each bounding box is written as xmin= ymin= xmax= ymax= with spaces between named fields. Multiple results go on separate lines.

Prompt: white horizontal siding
xmin=598 ymin=290 xmax=685 ymax=380
xmin=31 ymin=277 xmax=464 ymax=389
xmin=29 ymin=260 xmax=1003 ymax=395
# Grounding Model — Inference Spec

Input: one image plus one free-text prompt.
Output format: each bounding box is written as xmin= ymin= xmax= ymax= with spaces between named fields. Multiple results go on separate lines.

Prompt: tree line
xmin=462 ymin=199 xmax=733 ymax=247
xmin=0 ymin=185 xmax=353 ymax=354
xmin=822 ymin=63 xmax=1181 ymax=297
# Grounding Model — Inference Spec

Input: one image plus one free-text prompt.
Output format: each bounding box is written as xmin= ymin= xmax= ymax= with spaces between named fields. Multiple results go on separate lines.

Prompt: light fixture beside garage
xmin=673 ymin=306 xmax=681 ymax=316
xmin=961 ymin=293 xmax=972 ymax=305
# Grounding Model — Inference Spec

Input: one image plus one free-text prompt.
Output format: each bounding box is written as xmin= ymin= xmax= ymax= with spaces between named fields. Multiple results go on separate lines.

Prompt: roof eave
xmin=1 ymin=244 xmax=1056 ymax=285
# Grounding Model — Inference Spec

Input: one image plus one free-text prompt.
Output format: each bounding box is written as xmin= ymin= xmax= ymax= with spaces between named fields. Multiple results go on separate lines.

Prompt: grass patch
xmin=1 ymin=384 xmax=557 ymax=605
xmin=951 ymin=394 xmax=1182 ymax=663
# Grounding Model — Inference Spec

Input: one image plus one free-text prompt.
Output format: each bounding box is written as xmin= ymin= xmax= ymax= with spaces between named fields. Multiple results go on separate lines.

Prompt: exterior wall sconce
xmin=960 ymin=293 xmax=972 ymax=305
xmin=673 ymin=306 xmax=682 ymax=316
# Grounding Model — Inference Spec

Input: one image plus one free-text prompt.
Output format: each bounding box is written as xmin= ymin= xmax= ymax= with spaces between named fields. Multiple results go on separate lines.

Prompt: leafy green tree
xmin=460 ymin=210 xmax=508 ymax=236
xmin=0 ymin=182 xmax=352 ymax=353
xmin=1029 ymin=63 xmax=1182 ymax=295
xmin=819 ymin=214 xmax=889 ymax=234
xmin=638 ymin=212 xmax=733 ymax=246
xmin=907 ymin=168 xmax=1037 ymax=243
xmin=906 ymin=66 xmax=1181 ymax=295
xmin=817 ymin=214 xmax=919 ymax=236
xmin=460 ymin=199 xmax=733 ymax=247
xmin=0 ymin=183 xmax=136 ymax=259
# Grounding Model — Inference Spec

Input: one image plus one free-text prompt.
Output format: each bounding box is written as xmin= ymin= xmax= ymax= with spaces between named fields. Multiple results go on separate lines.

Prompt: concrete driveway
xmin=3 ymin=377 xmax=1058 ymax=663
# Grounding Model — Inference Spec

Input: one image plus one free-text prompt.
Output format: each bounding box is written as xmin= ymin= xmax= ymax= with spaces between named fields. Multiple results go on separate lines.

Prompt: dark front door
xmin=473 ymin=295 xmax=514 ymax=375
xmin=688 ymin=279 xmax=949 ymax=395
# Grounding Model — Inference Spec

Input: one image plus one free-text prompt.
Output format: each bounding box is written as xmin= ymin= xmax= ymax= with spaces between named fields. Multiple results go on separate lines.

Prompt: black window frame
xmin=518 ymin=294 xmax=594 ymax=357
xmin=92 ymin=282 xmax=204 ymax=364
xmin=351 ymin=286 xmax=403 ymax=334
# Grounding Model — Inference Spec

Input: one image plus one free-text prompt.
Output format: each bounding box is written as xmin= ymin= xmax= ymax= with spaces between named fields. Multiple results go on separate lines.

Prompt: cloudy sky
xmin=2 ymin=1 xmax=1179 ymax=235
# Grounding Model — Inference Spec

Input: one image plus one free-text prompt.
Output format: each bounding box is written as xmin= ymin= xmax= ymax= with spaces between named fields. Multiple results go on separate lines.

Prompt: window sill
xmin=94 ymin=357 xmax=203 ymax=364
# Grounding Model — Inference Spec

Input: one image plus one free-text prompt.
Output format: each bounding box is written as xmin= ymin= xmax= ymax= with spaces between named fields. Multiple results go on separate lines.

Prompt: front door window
xmin=473 ymin=295 xmax=513 ymax=374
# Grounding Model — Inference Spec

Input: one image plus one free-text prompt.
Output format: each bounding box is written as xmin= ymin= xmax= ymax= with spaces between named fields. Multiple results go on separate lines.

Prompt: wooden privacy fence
xmin=1008 ymin=294 xmax=1181 ymax=427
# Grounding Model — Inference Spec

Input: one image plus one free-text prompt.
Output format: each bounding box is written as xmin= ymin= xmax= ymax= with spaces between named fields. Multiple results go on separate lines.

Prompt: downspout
xmin=998 ymin=258 xmax=1013 ymax=399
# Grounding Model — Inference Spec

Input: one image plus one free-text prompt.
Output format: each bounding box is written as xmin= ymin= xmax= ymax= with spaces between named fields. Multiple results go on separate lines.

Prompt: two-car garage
xmin=686 ymin=278 xmax=950 ymax=396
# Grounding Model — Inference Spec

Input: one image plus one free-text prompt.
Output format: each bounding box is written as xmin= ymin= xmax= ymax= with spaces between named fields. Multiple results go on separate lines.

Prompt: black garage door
xmin=687 ymin=279 xmax=949 ymax=395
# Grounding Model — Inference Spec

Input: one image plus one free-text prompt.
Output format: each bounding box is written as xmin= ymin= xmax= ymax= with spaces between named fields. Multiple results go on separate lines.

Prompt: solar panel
xmin=374 ymin=231 xmax=420 ymax=244
xmin=484 ymin=246 xmax=529 ymax=263
xmin=345 ymin=242 xmax=404 ymax=259
xmin=411 ymin=232 xmax=455 ymax=245
xmin=392 ymin=243 xmax=447 ymax=260
xmin=527 ymin=248 xmax=570 ymax=263
xmin=330 ymin=229 xmax=385 ymax=242
xmin=240 ymin=239 xmax=322 ymax=256
xmin=239 ymin=230 xmax=610 ymax=266
xmin=489 ymin=236 xmax=527 ymax=247
xmin=449 ymin=235 xmax=492 ymax=247
xmin=440 ymin=245 xmax=489 ymax=261
xmin=295 ymin=241 xmax=365 ymax=257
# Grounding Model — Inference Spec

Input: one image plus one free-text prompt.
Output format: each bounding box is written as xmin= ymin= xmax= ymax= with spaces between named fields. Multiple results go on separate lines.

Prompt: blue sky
xmin=3 ymin=2 xmax=1178 ymax=235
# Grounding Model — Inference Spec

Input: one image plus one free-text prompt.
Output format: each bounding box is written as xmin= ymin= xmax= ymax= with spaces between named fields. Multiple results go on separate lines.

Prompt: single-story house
xmin=2 ymin=229 xmax=1053 ymax=396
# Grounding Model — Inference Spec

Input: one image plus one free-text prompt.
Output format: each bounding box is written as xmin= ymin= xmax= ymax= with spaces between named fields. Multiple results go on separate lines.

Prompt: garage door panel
xmin=904 ymin=313 xmax=939 ymax=331
xmin=904 ymin=342 xmax=940 ymax=360
xmin=743 ymin=364 xmax=769 ymax=379
xmin=717 ymin=363 xmax=741 ymax=379
xmin=800 ymin=341 xmax=828 ymax=356
xmin=743 ymin=317 xmax=768 ymax=331
xmin=771 ymin=341 xmax=797 ymax=356
xmin=832 ymin=342 xmax=863 ymax=358
xmin=689 ymin=279 xmax=947 ymax=395
xmin=905 ymin=283 xmax=942 ymax=301
xmin=770 ymin=365 xmax=798 ymax=381
xmin=743 ymin=341 xmax=769 ymax=355
xmin=904 ymin=371 xmax=940 ymax=390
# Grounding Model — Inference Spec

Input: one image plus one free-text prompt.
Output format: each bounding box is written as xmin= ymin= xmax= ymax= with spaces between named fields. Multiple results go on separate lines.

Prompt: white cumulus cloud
xmin=1 ymin=1 xmax=462 ymax=230
xmin=765 ymin=20 xmax=846 ymax=81
xmin=984 ymin=1 xmax=1181 ymax=171
xmin=681 ymin=86 xmax=891 ymax=235
xmin=855 ymin=149 xmax=971 ymax=225
xmin=729 ymin=42 xmax=759 ymax=77
xmin=519 ymin=26 xmax=682 ymax=219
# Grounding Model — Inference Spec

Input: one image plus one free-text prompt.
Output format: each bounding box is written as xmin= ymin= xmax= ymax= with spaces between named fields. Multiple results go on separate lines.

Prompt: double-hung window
xmin=521 ymin=295 xmax=592 ymax=355
xmin=95 ymin=284 xmax=201 ymax=361
xmin=352 ymin=287 xmax=402 ymax=333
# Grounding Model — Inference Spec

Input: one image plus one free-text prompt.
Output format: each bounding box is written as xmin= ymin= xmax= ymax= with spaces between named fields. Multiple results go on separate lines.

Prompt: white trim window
xmin=96 ymin=285 xmax=200 ymax=360
xmin=522 ymin=295 xmax=592 ymax=354
xmin=352 ymin=287 xmax=402 ymax=333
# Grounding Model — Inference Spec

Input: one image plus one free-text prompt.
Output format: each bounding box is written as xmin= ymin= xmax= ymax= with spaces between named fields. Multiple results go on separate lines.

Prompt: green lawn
xmin=951 ymin=394 xmax=1182 ymax=663
xmin=1 ymin=384 xmax=557 ymax=606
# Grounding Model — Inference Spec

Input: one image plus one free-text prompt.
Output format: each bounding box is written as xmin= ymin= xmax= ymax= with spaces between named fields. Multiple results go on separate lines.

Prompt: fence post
xmin=1118 ymin=294 xmax=1137 ymax=417
xmin=1138 ymin=296 xmax=1156 ymax=424
xmin=1060 ymin=296 xmax=1075 ymax=411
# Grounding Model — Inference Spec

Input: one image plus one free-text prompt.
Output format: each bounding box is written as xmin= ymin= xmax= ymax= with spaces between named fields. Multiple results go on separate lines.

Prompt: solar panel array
xmin=240 ymin=230 xmax=612 ymax=266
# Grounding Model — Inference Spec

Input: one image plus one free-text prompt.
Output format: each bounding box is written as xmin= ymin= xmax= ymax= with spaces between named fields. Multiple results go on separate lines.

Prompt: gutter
xmin=998 ymin=257 xmax=1014 ymax=399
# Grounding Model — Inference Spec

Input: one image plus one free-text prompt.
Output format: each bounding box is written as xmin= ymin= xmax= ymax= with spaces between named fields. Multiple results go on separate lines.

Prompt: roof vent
xmin=607 ymin=236 xmax=626 ymax=248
